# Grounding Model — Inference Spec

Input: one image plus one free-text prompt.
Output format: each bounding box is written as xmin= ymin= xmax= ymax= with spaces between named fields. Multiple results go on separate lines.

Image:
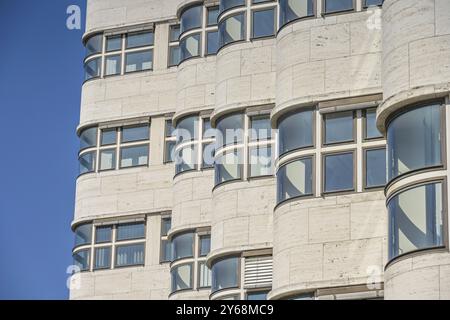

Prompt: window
xmin=95 ymin=226 xmax=112 ymax=244
xmin=199 ymin=235 xmax=211 ymax=257
xmin=387 ymin=103 xmax=442 ymax=182
xmin=160 ymin=217 xmax=172 ymax=263
xmin=249 ymin=146 xmax=273 ymax=177
xmin=116 ymin=243 xmax=145 ymax=267
xmin=99 ymin=149 xmax=116 ymax=171
xmin=364 ymin=0 xmax=383 ymax=8
xmin=216 ymin=114 xmax=244 ymax=147
xmin=277 ymin=108 xmax=314 ymax=156
xmin=74 ymin=224 xmax=92 ymax=247
xmin=212 ymin=257 xmax=239 ymax=293
xmin=244 ymin=256 xmax=273 ymax=289
xmin=106 ymin=35 xmax=122 ymax=52
xmin=172 ymin=232 xmax=194 ymax=261
xmin=388 ymin=182 xmax=444 ymax=260
xmin=84 ymin=57 xmax=101 ymax=81
xmin=176 ymin=116 xmax=198 ymax=143
xmin=122 ymin=125 xmax=150 ymax=143
xmin=324 ymin=152 xmax=354 ymax=193
xmin=324 ymin=0 xmax=354 ymax=14
xmin=80 ymin=127 xmax=97 ymax=150
xmin=365 ymin=148 xmax=386 ymax=189
xmin=79 ymin=151 xmax=96 ymax=175
xmin=125 ymin=50 xmax=153 ymax=73
xmin=207 ymin=6 xmax=219 ymax=26
xmin=101 ymin=129 xmax=117 ymax=146
xmin=180 ymin=33 xmax=201 ymax=61
xmin=73 ymin=250 xmax=90 ymax=272
xmin=219 ymin=0 xmax=245 ymax=13
xmin=219 ymin=13 xmax=245 ymax=48
xmin=165 ymin=120 xmax=176 ymax=163
xmin=120 ymin=145 xmax=149 ymax=168
xmin=94 ymin=247 xmax=111 ymax=270
xmin=364 ymin=108 xmax=383 ymax=140
xmin=252 ymin=8 xmax=276 ymax=39
xmin=168 ymin=25 xmax=181 ymax=67
xmin=126 ymin=32 xmax=154 ymax=49
xmin=323 ymin=111 xmax=354 ymax=145
xmin=207 ymin=31 xmax=219 ymax=55
xmin=250 ymin=115 xmax=271 ymax=141
xmin=247 ymin=291 xmax=269 ymax=300
xmin=104 ymin=55 xmax=121 ymax=76
xmin=180 ymin=5 xmax=202 ymax=34
xmin=175 ymin=144 xmax=198 ymax=174
xmin=198 ymin=262 xmax=212 ymax=288
xmin=215 ymin=150 xmax=243 ymax=185
xmin=85 ymin=34 xmax=102 ymax=57
xmin=171 ymin=264 xmax=193 ymax=292
xmin=279 ymin=0 xmax=314 ymax=27
xmin=277 ymin=157 xmax=313 ymax=204
xmin=116 ymin=223 xmax=145 ymax=241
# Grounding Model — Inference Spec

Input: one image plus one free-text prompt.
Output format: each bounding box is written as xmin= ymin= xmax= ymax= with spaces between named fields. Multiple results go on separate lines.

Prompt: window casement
xmin=277 ymin=107 xmax=314 ymax=157
xmin=72 ymin=221 xmax=146 ymax=272
xmin=323 ymin=110 xmax=355 ymax=146
xmin=164 ymin=120 xmax=176 ymax=163
xmin=168 ymin=25 xmax=181 ymax=67
xmin=77 ymin=123 xmax=151 ymax=176
xmin=323 ymin=0 xmax=354 ymax=15
xmin=279 ymin=0 xmax=315 ymax=29
xmin=364 ymin=147 xmax=386 ymax=190
xmin=363 ymin=0 xmax=384 ymax=9
xmin=277 ymin=157 xmax=314 ymax=204
xmin=160 ymin=216 xmax=172 ymax=263
xmin=169 ymin=229 xmax=211 ymax=294
xmin=323 ymin=151 xmax=355 ymax=193
xmin=363 ymin=108 xmax=383 ymax=141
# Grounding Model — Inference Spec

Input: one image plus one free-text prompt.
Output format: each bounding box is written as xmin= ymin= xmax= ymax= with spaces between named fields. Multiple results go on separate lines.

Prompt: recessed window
xmin=95 ymin=226 xmax=112 ymax=244
xmin=252 ymin=8 xmax=276 ymax=39
xmin=207 ymin=6 xmax=219 ymax=26
xmin=94 ymin=247 xmax=111 ymax=270
xmin=84 ymin=57 xmax=101 ymax=81
xmin=216 ymin=114 xmax=244 ymax=147
xmin=171 ymin=263 xmax=193 ymax=292
xmin=79 ymin=151 xmax=96 ymax=175
xmin=249 ymin=146 xmax=273 ymax=177
xmin=365 ymin=108 xmax=383 ymax=140
xmin=126 ymin=32 xmax=154 ymax=49
xmin=387 ymin=103 xmax=442 ymax=182
xmin=324 ymin=0 xmax=354 ymax=14
xmin=175 ymin=144 xmax=198 ymax=174
xmin=122 ymin=125 xmax=150 ymax=143
xmin=212 ymin=257 xmax=239 ymax=293
xmin=207 ymin=31 xmax=219 ymax=55
xmin=277 ymin=157 xmax=313 ymax=204
xmin=180 ymin=5 xmax=202 ymax=34
xmin=172 ymin=232 xmax=194 ymax=261
xmin=215 ymin=150 xmax=243 ymax=185
xmin=74 ymin=224 xmax=92 ymax=247
xmin=323 ymin=111 xmax=354 ymax=145
xmin=80 ymin=127 xmax=97 ymax=150
xmin=120 ymin=145 xmax=149 ymax=168
xmin=180 ymin=33 xmax=201 ymax=61
xmin=99 ymin=149 xmax=116 ymax=171
xmin=250 ymin=115 xmax=271 ymax=141
xmin=104 ymin=55 xmax=122 ymax=76
xmin=365 ymin=148 xmax=386 ymax=189
xmin=388 ymin=182 xmax=444 ymax=260
xmin=101 ymin=129 xmax=117 ymax=146
xmin=324 ymin=152 xmax=354 ymax=193
xmin=116 ymin=223 xmax=145 ymax=241
xmin=277 ymin=108 xmax=314 ymax=156
xmin=125 ymin=50 xmax=153 ymax=73
xmin=364 ymin=0 xmax=384 ymax=8
xmin=219 ymin=0 xmax=245 ymax=13
xmin=106 ymin=35 xmax=122 ymax=52
xmin=115 ymin=244 xmax=145 ymax=267
xmin=219 ymin=13 xmax=245 ymax=48
xmin=85 ymin=34 xmax=103 ymax=57
xmin=279 ymin=0 xmax=314 ymax=27
xmin=73 ymin=249 xmax=90 ymax=271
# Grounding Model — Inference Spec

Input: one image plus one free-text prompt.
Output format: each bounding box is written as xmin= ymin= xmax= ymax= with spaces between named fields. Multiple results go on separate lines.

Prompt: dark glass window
xmin=207 ymin=6 xmax=220 ymax=26
xmin=79 ymin=152 xmax=96 ymax=175
xmin=171 ymin=263 xmax=193 ymax=292
xmin=180 ymin=5 xmax=202 ymax=34
xmin=120 ymin=145 xmax=149 ymax=168
xmin=216 ymin=114 xmax=244 ymax=147
xmin=207 ymin=31 xmax=219 ymax=55
xmin=125 ymin=50 xmax=153 ymax=73
xmin=324 ymin=0 xmax=354 ymax=14
xmin=80 ymin=127 xmax=97 ymax=150
xmin=219 ymin=13 xmax=245 ymax=48
xmin=73 ymin=250 xmax=90 ymax=271
xmin=115 ymin=244 xmax=145 ymax=267
xmin=277 ymin=109 xmax=314 ymax=155
xmin=84 ymin=57 xmax=101 ymax=81
xmin=324 ymin=111 xmax=354 ymax=145
xmin=122 ymin=125 xmax=150 ymax=143
xmin=215 ymin=150 xmax=243 ymax=185
xmin=106 ymin=35 xmax=122 ymax=52
xmin=365 ymin=148 xmax=386 ymax=189
xmin=85 ymin=34 xmax=103 ymax=57
xmin=94 ymin=247 xmax=111 ymax=270
xmin=74 ymin=224 xmax=92 ymax=247
xmin=172 ymin=233 xmax=194 ymax=260
xmin=212 ymin=257 xmax=239 ymax=292
xmin=219 ymin=0 xmax=245 ymax=13
xmin=279 ymin=0 xmax=314 ymax=27
xmin=95 ymin=226 xmax=112 ymax=243
xmin=180 ymin=33 xmax=201 ymax=61
xmin=252 ymin=8 xmax=275 ymax=39
xmin=365 ymin=108 xmax=383 ymax=139
xmin=324 ymin=152 xmax=354 ymax=193
xmin=116 ymin=223 xmax=145 ymax=241
xmin=126 ymin=32 xmax=154 ymax=48
xmin=277 ymin=157 xmax=313 ymax=204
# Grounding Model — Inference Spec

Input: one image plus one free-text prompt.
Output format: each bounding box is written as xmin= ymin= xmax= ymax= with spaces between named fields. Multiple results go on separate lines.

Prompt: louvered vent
xmin=244 ymin=256 xmax=273 ymax=289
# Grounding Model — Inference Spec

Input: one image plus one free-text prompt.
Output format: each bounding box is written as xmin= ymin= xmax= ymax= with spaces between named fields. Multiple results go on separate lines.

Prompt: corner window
xmin=172 ymin=232 xmax=194 ymax=261
xmin=252 ymin=8 xmax=276 ymax=39
xmin=180 ymin=33 xmax=201 ymax=61
xmin=388 ymin=182 xmax=444 ymax=260
xmin=73 ymin=250 xmax=90 ymax=272
xmin=215 ymin=149 xmax=243 ymax=185
xmin=79 ymin=151 xmax=96 ymax=175
xmin=364 ymin=108 xmax=383 ymax=140
xmin=180 ymin=5 xmax=203 ymax=34
xmin=324 ymin=152 xmax=354 ymax=193
xmin=279 ymin=0 xmax=314 ymax=27
xmin=219 ymin=13 xmax=245 ymax=48
xmin=171 ymin=263 xmax=193 ymax=292
xmin=365 ymin=148 xmax=386 ymax=189
xmin=74 ymin=224 xmax=92 ymax=247
xmin=80 ymin=127 xmax=97 ymax=150
xmin=277 ymin=108 xmax=314 ymax=156
xmin=277 ymin=157 xmax=313 ymax=204
xmin=84 ymin=57 xmax=101 ymax=81
xmin=323 ymin=111 xmax=354 ymax=145
xmin=212 ymin=257 xmax=239 ymax=293
xmin=324 ymin=0 xmax=354 ymax=14
xmin=85 ymin=34 xmax=103 ymax=57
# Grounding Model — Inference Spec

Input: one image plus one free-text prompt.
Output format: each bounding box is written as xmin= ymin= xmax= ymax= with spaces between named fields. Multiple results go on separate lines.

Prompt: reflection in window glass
xmin=219 ymin=13 xmax=245 ymax=48
xmin=176 ymin=145 xmax=198 ymax=174
xmin=101 ymin=129 xmax=117 ymax=146
xmin=115 ymin=244 xmax=145 ymax=267
xmin=202 ymin=143 xmax=216 ymax=169
xmin=172 ymin=233 xmax=194 ymax=260
xmin=117 ymin=223 xmax=145 ymax=241
xmin=80 ymin=127 xmax=97 ymax=150
xmin=277 ymin=158 xmax=313 ymax=204
xmin=84 ymin=57 xmax=101 ymax=81
xmin=365 ymin=109 xmax=383 ymax=139
xmin=250 ymin=115 xmax=271 ymax=141
xmin=216 ymin=114 xmax=243 ymax=147
xmin=122 ymin=125 xmax=150 ymax=143
xmin=207 ymin=6 xmax=219 ymax=26
xmin=278 ymin=109 xmax=313 ymax=155
xmin=199 ymin=262 xmax=212 ymax=288
xmin=99 ymin=149 xmax=116 ymax=171
xmin=120 ymin=145 xmax=149 ymax=168
xmin=252 ymin=9 xmax=275 ymax=39
xmin=250 ymin=146 xmax=273 ymax=177
xmin=75 ymin=224 xmax=92 ymax=247
xmin=365 ymin=148 xmax=386 ymax=188
xmin=180 ymin=5 xmax=202 ymax=34
xmin=85 ymin=34 xmax=103 ymax=57
xmin=212 ymin=257 xmax=238 ymax=292
xmin=219 ymin=0 xmax=245 ymax=13
xmin=388 ymin=182 xmax=443 ymax=260
xmin=364 ymin=0 xmax=384 ymax=7
xmin=169 ymin=46 xmax=181 ymax=66
xmin=125 ymin=50 xmax=153 ymax=73
xmin=105 ymin=55 xmax=121 ymax=76
xmin=387 ymin=103 xmax=442 ymax=181
xmin=126 ymin=32 xmax=154 ymax=49
xmin=165 ymin=140 xmax=176 ymax=163
xmin=203 ymin=119 xmax=215 ymax=138
xmin=95 ymin=226 xmax=112 ymax=243
xmin=171 ymin=264 xmax=193 ymax=292
xmin=324 ymin=111 xmax=354 ymax=145
xmin=324 ymin=0 xmax=354 ymax=13
xmin=180 ymin=34 xmax=201 ymax=61
xmin=176 ymin=116 xmax=198 ymax=143
xmin=207 ymin=31 xmax=219 ymax=55
xmin=324 ymin=153 xmax=354 ymax=193
xmin=106 ymin=36 xmax=122 ymax=52
xmin=79 ymin=152 xmax=96 ymax=175
xmin=279 ymin=0 xmax=314 ymax=27
xmin=170 ymin=25 xmax=181 ymax=42
xmin=215 ymin=150 xmax=243 ymax=185
xmin=94 ymin=247 xmax=111 ymax=270
xmin=73 ymin=250 xmax=90 ymax=271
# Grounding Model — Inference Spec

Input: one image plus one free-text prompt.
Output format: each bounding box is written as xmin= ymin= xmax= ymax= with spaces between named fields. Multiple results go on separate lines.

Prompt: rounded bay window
xmin=277 ymin=107 xmax=314 ymax=157
xmin=279 ymin=0 xmax=315 ymax=30
xmin=211 ymin=256 xmax=240 ymax=293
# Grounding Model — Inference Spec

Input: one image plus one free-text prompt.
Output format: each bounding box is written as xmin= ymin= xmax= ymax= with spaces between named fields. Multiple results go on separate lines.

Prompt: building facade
xmin=71 ymin=0 xmax=450 ymax=300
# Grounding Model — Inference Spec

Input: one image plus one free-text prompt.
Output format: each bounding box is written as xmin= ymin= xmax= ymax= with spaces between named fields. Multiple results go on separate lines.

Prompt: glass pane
xmin=324 ymin=111 xmax=354 ymax=144
xmin=280 ymin=0 xmax=314 ymax=27
xmin=169 ymin=45 xmax=181 ymax=66
xmin=366 ymin=148 xmax=386 ymax=188
xmin=94 ymin=247 xmax=111 ymax=269
xmin=101 ymin=129 xmax=117 ymax=146
xmin=120 ymin=145 xmax=149 ymax=168
xmin=289 ymin=293 xmax=315 ymax=300
xmin=79 ymin=152 xmax=96 ymax=175
xmin=117 ymin=223 xmax=145 ymax=241
xmin=115 ymin=244 xmax=145 ymax=267
xmin=95 ymin=226 xmax=112 ymax=243
xmin=220 ymin=0 xmax=245 ymax=13
xmin=165 ymin=120 xmax=175 ymax=137
xmin=278 ymin=109 xmax=313 ymax=155
xmin=199 ymin=235 xmax=211 ymax=256
xmin=176 ymin=116 xmax=198 ymax=143
xmin=99 ymin=149 xmax=116 ymax=171
xmin=277 ymin=157 xmax=313 ymax=203
xmin=250 ymin=146 xmax=273 ymax=177
xmin=85 ymin=34 xmax=103 ymax=56
xmin=122 ymin=125 xmax=149 ymax=143
xmin=169 ymin=25 xmax=181 ymax=42
xmin=199 ymin=262 xmax=212 ymax=288
xmin=172 ymin=232 xmax=194 ymax=260
xmin=365 ymin=109 xmax=383 ymax=139
xmin=324 ymin=153 xmax=354 ymax=193
xmin=207 ymin=31 xmax=219 ymax=55
xmin=161 ymin=240 xmax=172 ymax=262
xmin=84 ymin=57 xmax=101 ymax=80
xmin=80 ymin=127 xmax=97 ymax=150
xmin=125 ymin=50 xmax=153 ymax=72
xmin=215 ymin=150 xmax=243 ymax=185
xmin=247 ymin=291 xmax=268 ymax=300
xmin=161 ymin=218 xmax=171 ymax=236
xmin=106 ymin=35 xmax=122 ymax=52
xmin=387 ymin=103 xmax=441 ymax=181
xmin=74 ymin=224 xmax=92 ymax=247
xmin=126 ymin=32 xmax=154 ymax=48
xmin=73 ymin=250 xmax=90 ymax=271
xmin=165 ymin=141 xmax=176 ymax=163
xmin=207 ymin=6 xmax=219 ymax=26
xmin=219 ymin=13 xmax=245 ymax=47
xmin=216 ymin=114 xmax=243 ymax=147
xmin=202 ymin=143 xmax=216 ymax=169
xmin=325 ymin=0 xmax=354 ymax=13
xmin=105 ymin=55 xmax=121 ymax=76
xmin=252 ymin=9 xmax=275 ymax=38
xmin=171 ymin=264 xmax=193 ymax=292
xmin=365 ymin=0 xmax=383 ymax=7
xmin=251 ymin=115 xmax=271 ymax=141
xmin=180 ymin=34 xmax=201 ymax=61
xmin=212 ymin=257 xmax=238 ymax=292
xmin=388 ymin=182 xmax=443 ymax=260
xmin=175 ymin=144 xmax=198 ymax=174
xmin=180 ymin=5 xmax=202 ymax=33
xmin=203 ymin=119 xmax=216 ymax=139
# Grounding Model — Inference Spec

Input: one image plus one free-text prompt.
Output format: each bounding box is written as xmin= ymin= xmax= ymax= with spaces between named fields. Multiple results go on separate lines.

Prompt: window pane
xmin=101 ymin=129 xmax=117 ymax=146
xmin=180 ymin=34 xmax=201 ymax=61
xmin=79 ymin=152 xmax=96 ymax=175
xmin=161 ymin=218 xmax=171 ymax=236
xmin=215 ymin=150 xmax=243 ymax=185
xmin=207 ymin=31 xmax=219 ymax=55
xmin=165 ymin=140 xmax=176 ymax=163
xmin=74 ymin=224 xmax=92 ymax=247
xmin=203 ymin=119 xmax=216 ymax=139
xmin=175 ymin=144 xmax=198 ymax=174
xmin=169 ymin=25 xmax=181 ymax=42
xmin=252 ymin=9 xmax=275 ymax=38
xmin=388 ymin=182 xmax=443 ymax=260
xmin=95 ymin=226 xmax=112 ymax=243
xmin=180 ymin=5 xmax=202 ymax=33
xmin=172 ymin=233 xmax=194 ymax=260
xmin=280 ymin=0 xmax=314 ymax=26
xmin=277 ymin=157 xmax=313 ymax=203
xmin=73 ymin=250 xmax=90 ymax=271
xmin=365 ymin=109 xmax=383 ymax=139
xmin=105 ymin=55 xmax=121 ymax=76
xmin=207 ymin=6 xmax=219 ymax=26
xmin=94 ymin=247 xmax=111 ymax=270
xmin=325 ymin=0 xmax=354 ymax=13
xmin=324 ymin=111 xmax=354 ymax=144
xmin=161 ymin=240 xmax=172 ymax=262
xmin=169 ymin=45 xmax=181 ymax=66
xmin=220 ymin=0 xmax=245 ymax=13
xmin=202 ymin=143 xmax=216 ymax=169
xmin=120 ymin=145 xmax=149 ymax=168
xmin=176 ymin=116 xmax=198 ymax=143
xmin=122 ymin=125 xmax=150 ymax=143
xmin=84 ymin=57 xmax=101 ymax=81
xmin=106 ymin=35 xmax=122 ymax=52
xmin=199 ymin=262 xmax=212 ymax=288
xmin=278 ymin=109 xmax=313 ymax=155
xmin=115 ymin=244 xmax=145 ymax=267
xmin=216 ymin=114 xmax=243 ymax=147
xmin=199 ymin=235 xmax=211 ymax=256
xmin=171 ymin=264 xmax=193 ymax=292
xmin=80 ymin=127 xmax=97 ymax=150
xmin=126 ymin=32 xmax=154 ymax=48
xmin=212 ymin=257 xmax=239 ymax=292
xmin=247 ymin=291 xmax=268 ymax=300
xmin=251 ymin=115 xmax=271 ymax=141
xmin=165 ymin=120 xmax=175 ymax=138
xmin=365 ymin=0 xmax=383 ymax=7
xmin=250 ymin=146 xmax=273 ymax=177
xmin=366 ymin=148 xmax=386 ymax=188
xmin=117 ymin=223 xmax=145 ymax=241
xmin=387 ymin=103 xmax=442 ymax=181
xmin=125 ymin=50 xmax=153 ymax=73
xmin=324 ymin=153 xmax=354 ymax=193
xmin=85 ymin=34 xmax=103 ymax=57
xmin=219 ymin=13 xmax=245 ymax=47
xmin=99 ymin=149 xmax=116 ymax=171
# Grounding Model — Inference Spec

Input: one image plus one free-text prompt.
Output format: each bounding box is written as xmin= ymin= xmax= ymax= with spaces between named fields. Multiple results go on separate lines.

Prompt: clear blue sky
xmin=0 ymin=0 xmax=86 ymax=299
